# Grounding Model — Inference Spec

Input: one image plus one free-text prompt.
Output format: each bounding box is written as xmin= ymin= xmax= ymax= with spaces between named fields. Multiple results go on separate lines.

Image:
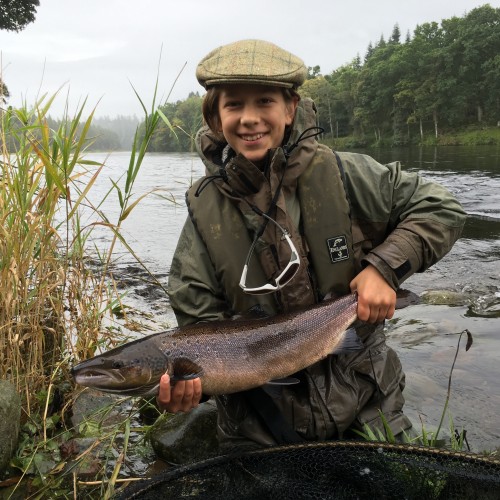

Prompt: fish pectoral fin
xmin=171 ymin=357 xmax=203 ymax=382
xmin=266 ymin=377 xmax=300 ymax=386
xmin=332 ymin=327 xmax=364 ymax=354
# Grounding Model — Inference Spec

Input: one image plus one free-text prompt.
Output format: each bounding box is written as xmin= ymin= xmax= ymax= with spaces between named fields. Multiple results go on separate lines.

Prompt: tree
xmin=143 ymin=93 xmax=203 ymax=152
xmin=300 ymin=76 xmax=336 ymax=137
xmin=0 ymin=0 xmax=40 ymax=32
xmin=174 ymin=93 xmax=203 ymax=151
xmin=307 ymin=65 xmax=321 ymax=80
xmin=389 ymin=24 xmax=401 ymax=45
xmin=455 ymin=5 xmax=500 ymax=123
xmin=356 ymin=38 xmax=406 ymax=142
xmin=365 ymin=42 xmax=374 ymax=62
xmin=482 ymin=55 xmax=500 ymax=122
xmin=325 ymin=59 xmax=363 ymax=137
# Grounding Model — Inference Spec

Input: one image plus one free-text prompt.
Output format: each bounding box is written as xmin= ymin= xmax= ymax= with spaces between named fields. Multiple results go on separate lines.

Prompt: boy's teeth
xmin=242 ymin=133 xmax=263 ymax=141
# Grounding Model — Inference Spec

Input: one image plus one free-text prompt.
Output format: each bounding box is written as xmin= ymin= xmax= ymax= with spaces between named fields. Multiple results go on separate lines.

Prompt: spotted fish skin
xmin=71 ymin=294 xmax=358 ymax=396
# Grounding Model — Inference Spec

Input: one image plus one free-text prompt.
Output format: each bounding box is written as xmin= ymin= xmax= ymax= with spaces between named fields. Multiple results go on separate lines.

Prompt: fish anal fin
xmin=171 ymin=357 xmax=203 ymax=382
xmin=332 ymin=327 xmax=364 ymax=354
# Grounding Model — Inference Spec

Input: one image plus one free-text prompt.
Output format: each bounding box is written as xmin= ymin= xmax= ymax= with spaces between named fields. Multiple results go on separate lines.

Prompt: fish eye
xmin=112 ymin=361 xmax=124 ymax=369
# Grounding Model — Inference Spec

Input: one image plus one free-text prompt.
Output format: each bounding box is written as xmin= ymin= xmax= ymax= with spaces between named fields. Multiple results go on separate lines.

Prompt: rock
xmin=420 ymin=290 xmax=471 ymax=306
xmin=466 ymin=293 xmax=500 ymax=318
xmin=59 ymin=437 xmax=105 ymax=478
xmin=0 ymin=380 xmax=21 ymax=473
xmin=149 ymin=400 xmax=219 ymax=464
xmin=69 ymin=390 xmax=137 ymax=477
xmin=70 ymin=389 xmax=131 ymax=432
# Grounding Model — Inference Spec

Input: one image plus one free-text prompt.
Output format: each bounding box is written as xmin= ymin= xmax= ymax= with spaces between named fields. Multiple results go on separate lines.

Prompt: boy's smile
xmin=217 ymin=85 xmax=298 ymax=165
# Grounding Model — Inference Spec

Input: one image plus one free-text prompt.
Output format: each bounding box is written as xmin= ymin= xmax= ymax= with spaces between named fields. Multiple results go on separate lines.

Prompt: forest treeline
xmin=140 ymin=3 xmax=500 ymax=151
xmin=51 ymin=115 xmax=140 ymax=151
xmin=0 ymin=113 xmax=139 ymax=152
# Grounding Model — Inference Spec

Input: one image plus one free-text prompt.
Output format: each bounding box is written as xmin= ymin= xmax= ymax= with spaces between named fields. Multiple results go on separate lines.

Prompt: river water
xmin=82 ymin=145 xmax=500 ymax=453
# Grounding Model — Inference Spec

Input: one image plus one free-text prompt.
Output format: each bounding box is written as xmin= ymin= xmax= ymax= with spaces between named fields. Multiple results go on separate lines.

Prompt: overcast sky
xmin=0 ymin=0 xmax=497 ymax=118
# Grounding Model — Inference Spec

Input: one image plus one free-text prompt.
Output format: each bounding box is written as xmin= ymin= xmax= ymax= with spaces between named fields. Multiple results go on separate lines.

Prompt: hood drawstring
xmin=194 ymin=168 xmax=229 ymax=197
xmin=282 ymin=126 xmax=324 ymax=158
xmin=194 ymin=126 xmax=324 ymax=198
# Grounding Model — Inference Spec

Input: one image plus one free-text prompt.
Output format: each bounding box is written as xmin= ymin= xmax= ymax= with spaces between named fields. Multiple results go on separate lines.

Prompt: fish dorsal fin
xmin=331 ymin=327 xmax=363 ymax=354
xmin=171 ymin=357 xmax=204 ymax=382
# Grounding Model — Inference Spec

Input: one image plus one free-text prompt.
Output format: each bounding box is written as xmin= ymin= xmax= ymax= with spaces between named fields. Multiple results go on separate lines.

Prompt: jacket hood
xmin=195 ymin=98 xmax=319 ymax=187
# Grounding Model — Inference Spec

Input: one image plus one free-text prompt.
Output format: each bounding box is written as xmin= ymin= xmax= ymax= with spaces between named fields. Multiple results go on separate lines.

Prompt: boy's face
xmin=217 ymin=85 xmax=298 ymax=165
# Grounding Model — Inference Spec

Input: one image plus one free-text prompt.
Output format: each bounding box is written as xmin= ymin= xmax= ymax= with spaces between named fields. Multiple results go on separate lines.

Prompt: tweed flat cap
xmin=196 ymin=39 xmax=307 ymax=89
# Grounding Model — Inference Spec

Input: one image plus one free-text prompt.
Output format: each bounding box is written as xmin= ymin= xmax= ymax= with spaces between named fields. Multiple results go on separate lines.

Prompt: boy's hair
xmin=202 ymin=86 xmax=300 ymax=140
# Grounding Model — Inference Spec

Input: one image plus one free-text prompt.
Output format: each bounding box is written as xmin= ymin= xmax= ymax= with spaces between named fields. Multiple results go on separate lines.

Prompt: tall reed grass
xmin=0 ymin=63 xmax=180 ymax=495
xmin=0 ymin=94 xmax=107 ymax=414
xmin=0 ymin=80 xmax=169 ymax=418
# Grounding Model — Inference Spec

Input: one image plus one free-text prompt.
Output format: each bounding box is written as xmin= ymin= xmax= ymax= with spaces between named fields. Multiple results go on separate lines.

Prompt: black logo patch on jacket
xmin=326 ymin=235 xmax=349 ymax=263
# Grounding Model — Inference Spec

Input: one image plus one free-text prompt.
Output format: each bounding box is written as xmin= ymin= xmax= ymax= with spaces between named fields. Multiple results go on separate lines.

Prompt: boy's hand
xmin=350 ymin=265 xmax=396 ymax=324
xmin=156 ymin=373 xmax=202 ymax=413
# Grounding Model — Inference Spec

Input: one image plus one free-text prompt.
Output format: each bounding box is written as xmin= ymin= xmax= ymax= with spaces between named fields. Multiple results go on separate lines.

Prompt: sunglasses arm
xmin=239 ymin=265 xmax=249 ymax=290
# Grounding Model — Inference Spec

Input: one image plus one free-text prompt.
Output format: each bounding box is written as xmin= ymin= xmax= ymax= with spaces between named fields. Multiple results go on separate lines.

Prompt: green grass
xmin=431 ymin=126 xmax=500 ymax=146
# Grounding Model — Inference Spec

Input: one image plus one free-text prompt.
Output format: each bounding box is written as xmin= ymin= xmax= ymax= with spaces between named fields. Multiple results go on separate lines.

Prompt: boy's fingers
xmin=156 ymin=376 xmax=203 ymax=413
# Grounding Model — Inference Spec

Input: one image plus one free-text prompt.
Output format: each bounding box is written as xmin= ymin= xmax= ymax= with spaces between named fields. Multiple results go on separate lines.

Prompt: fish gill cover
xmin=118 ymin=441 xmax=500 ymax=499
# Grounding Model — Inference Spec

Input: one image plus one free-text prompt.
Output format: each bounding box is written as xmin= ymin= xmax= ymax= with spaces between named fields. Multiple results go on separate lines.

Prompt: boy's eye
xmin=223 ymin=100 xmax=241 ymax=108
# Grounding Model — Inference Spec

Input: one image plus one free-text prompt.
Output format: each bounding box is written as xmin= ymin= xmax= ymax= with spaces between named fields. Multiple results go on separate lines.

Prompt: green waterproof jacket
xmin=168 ymin=98 xmax=466 ymax=449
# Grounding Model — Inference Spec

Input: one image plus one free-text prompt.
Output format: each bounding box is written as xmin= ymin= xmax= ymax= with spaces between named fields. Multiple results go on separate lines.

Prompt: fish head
xmin=71 ymin=342 xmax=169 ymax=397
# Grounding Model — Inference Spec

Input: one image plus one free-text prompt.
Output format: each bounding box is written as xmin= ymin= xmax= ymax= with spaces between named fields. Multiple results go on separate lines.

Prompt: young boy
xmin=157 ymin=39 xmax=466 ymax=449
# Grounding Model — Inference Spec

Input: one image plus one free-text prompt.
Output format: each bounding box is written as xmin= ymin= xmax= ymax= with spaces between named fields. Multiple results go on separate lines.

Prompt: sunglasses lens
xmin=276 ymin=262 xmax=299 ymax=286
xmin=240 ymin=215 xmax=301 ymax=295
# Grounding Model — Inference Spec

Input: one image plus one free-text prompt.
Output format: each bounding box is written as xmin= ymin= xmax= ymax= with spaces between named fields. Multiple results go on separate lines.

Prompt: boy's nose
xmin=240 ymin=105 xmax=260 ymax=125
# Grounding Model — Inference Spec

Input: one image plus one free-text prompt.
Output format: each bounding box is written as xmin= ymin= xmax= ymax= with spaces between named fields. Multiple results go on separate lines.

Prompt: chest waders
xmin=186 ymin=146 xmax=356 ymax=444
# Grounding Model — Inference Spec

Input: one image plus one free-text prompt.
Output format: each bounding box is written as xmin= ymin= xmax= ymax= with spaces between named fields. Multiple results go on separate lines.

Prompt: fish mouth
xmin=85 ymin=381 xmax=160 ymax=397
xmin=72 ymin=367 xmax=126 ymax=386
xmin=71 ymin=363 xmax=159 ymax=396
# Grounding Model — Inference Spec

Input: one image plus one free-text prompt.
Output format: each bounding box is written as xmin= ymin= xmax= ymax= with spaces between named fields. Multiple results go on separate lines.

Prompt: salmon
xmin=71 ymin=293 xmax=359 ymax=396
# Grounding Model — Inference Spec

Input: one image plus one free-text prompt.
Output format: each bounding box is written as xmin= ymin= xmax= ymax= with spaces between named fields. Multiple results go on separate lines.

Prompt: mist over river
xmin=83 ymin=145 xmax=500 ymax=452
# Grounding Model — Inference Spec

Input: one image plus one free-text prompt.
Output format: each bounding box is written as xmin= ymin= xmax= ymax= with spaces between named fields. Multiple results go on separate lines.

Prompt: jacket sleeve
xmin=339 ymin=152 xmax=467 ymax=290
xmin=168 ymin=216 xmax=229 ymax=326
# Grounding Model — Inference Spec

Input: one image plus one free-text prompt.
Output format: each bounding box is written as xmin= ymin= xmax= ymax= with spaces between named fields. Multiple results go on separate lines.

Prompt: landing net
xmin=118 ymin=441 xmax=500 ymax=499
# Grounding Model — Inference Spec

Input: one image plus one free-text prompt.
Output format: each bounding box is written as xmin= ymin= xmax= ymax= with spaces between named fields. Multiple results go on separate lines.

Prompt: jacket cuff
xmin=362 ymin=230 xmax=422 ymax=289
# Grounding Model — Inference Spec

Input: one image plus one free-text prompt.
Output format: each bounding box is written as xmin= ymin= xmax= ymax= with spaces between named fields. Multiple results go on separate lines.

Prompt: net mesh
xmin=119 ymin=441 xmax=500 ymax=499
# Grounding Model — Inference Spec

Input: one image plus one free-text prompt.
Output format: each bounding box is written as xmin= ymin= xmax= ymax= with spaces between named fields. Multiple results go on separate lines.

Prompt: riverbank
xmin=329 ymin=125 xmax=500 ymax=150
